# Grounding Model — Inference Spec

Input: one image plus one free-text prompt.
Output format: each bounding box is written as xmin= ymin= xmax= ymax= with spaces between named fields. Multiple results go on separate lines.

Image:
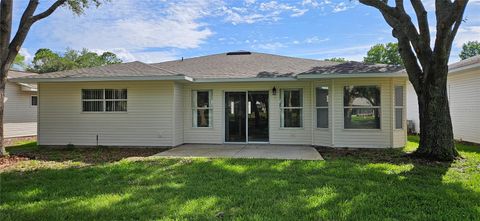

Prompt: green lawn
xmin=1 ymin=137 xmax=479 ymax=220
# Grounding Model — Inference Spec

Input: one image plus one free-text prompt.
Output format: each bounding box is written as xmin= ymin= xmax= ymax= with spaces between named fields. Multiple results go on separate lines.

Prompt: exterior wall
xmin=173 ymin=83 xmax=184 ymax=146
xmin=392 ymin=78 xmax=407 ymax=148
xmin=182 ymin=78 xmax=406 ymax=148
xmin=330 ymin=78 xmax=406 ymax=148
xmin=407 ymin=69 xmax=480 ymax=144
xmin=4 ymin=81 xmax=37 ymax=123
xmin=38 ymin=81 xmax=174 ymax=146
xmin=448 ymin=71 xmax=480 ymax=143
xmin=406 ymin=82 xmax=420 ymax=133
xmin=37 ymin=77 xmax=407 ymax=148
xmin=182 ymin=81 xmax=313 ymax=145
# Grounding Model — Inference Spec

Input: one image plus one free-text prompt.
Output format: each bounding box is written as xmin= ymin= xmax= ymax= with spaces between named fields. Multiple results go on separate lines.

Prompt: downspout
xmin=310 ymin=80 xmax=314 ymax=146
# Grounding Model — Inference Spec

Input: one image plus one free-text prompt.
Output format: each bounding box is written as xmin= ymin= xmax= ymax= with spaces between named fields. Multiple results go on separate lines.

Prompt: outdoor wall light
xmin=272 ymin=86 xmax=277 ymax=95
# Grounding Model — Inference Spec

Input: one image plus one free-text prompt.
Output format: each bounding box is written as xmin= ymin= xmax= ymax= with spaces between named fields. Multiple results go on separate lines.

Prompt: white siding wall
xmin=37 ymin=78 xmax=407 ymax=148
xmin=392 ymin=78 xmax=407 ymax=148
xmin=406 ymin=82 xmax=420 ymax=133
xmin=182 ymin=81 xmax=313 ymax=145
xmin=407 ymin=69 xmax=480 ymax=144
xmin=38 ymin=81 xmax=174 ymax=146
xmin=331 ymin=78 xmax=405 ymax=148
xmin=173 ymin=83 xmax=184 ymax=146
xmin=449 ymin=71 xmax=480 ymax=143
xmin=4 ymin=81 xmax=37 ymax=123
xmin=182 ymin=78 xmax=406 ymax=148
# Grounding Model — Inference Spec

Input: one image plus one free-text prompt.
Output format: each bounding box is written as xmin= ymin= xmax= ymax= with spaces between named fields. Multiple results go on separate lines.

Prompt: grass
xmin=1 ymin=137 xmax=479 ymax=220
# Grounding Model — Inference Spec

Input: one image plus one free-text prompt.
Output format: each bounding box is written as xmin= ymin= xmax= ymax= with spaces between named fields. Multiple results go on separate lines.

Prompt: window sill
xmin=80 ymin=112 xmax=128 ymax=114
xmin=192 ymin=127 xmax=214 ymax=129
xmin=279 ymin=127 xmax=304 ymax=130
xmin=342 ymin=128 xmax=382 ymax=132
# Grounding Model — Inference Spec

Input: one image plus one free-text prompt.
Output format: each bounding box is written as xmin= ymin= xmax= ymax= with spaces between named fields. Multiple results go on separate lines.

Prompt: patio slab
xmin=154 ymin=144 xmax=323 ymax=160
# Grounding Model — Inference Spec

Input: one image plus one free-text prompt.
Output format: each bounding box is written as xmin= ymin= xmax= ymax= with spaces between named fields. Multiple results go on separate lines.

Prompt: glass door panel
xmin=248 ymin=91 xmax=269 ymax=142
xmin=225 ymin=92 xmax=246 ymax=142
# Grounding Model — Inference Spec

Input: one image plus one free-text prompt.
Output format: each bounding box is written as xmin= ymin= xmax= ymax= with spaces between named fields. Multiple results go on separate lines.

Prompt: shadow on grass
xmin=1 ymin=155 xmax=479 ymax=220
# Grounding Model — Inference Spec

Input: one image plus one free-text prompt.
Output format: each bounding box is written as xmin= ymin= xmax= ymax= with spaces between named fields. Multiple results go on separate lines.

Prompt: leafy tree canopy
xmin=13 ymin=54 xmax=27 ymax=69
xmin=28 ymin=48 xmax=122 ymax=73
xmin=364 ymin=42 xmax=403 ymax=66
xmin=324 ymin=57 xmax=348 ymax=63
xmin=459 ymin=41 xmax=480 ymax=60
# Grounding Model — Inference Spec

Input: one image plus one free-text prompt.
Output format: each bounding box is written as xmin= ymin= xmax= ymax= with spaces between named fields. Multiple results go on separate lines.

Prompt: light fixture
xmin=272 ymin=86 xmax=277 ymax=95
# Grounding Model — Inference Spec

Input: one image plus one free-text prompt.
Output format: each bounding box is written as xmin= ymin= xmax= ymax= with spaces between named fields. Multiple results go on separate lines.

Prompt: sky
xmin=13 ymin=0 xmax=480 ymax=65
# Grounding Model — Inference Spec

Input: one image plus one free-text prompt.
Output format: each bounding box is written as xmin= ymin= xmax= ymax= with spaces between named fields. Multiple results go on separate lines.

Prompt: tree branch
xmin=31 ymin=0 xmax=67 ymax=23
xmin=410 ymin=0 xmax=430 ymax=50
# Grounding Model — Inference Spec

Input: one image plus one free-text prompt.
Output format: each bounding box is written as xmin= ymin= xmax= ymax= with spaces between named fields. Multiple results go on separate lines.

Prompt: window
xmin=316 ymin=86 xmax=329 ymax=128
xmin=82 ymin=89 xmax=127 ymax=112
xmin=344 ymin=86 xmax=381 ymax=129
xmin=395 ymin=86 xmax=404 ymax=129
xmin=31 ymin=96 xmax=38 ymax=106
xmin=281 ymin=89 xmax=303 ymax=128
xmin=192 ymin=90 xmax=212 ymax=127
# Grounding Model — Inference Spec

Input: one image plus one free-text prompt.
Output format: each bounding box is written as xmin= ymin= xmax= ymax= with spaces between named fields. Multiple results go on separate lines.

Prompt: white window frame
xmin=81 ymin=89 xmax=127 ymax=112
xmin=343 ymin=85 xmax=381 ymax=129
xmin=192 ymin=90 xmax=213 ymax=128
xmin=394 ymin=85 xmax=404 ymax=129
xmin=31 ymin=95 xmax=38 ymax=106
xmin=316 ymin=86 xmax=329 ymax=129
xmin=280 ymin=89 xmax=303 ymax=128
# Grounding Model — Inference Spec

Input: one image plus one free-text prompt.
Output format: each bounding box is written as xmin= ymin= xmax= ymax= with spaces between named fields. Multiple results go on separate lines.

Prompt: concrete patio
xmin=154 ymin=144 xmax=323 ymax=160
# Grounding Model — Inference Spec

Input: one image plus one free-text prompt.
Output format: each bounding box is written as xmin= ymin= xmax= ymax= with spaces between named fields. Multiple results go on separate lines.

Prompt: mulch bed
xmin=0 ymin=155 xmax=29 ymax=170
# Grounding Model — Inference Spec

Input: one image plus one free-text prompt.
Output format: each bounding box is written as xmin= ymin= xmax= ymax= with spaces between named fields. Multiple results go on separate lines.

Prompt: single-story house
xmin=4 ymin=70 xmax=37 ymax=123
xmin=407 ymin=55 xmax=480 ymax=144
xmin=13 ymin=51 xmax=408 ymax=148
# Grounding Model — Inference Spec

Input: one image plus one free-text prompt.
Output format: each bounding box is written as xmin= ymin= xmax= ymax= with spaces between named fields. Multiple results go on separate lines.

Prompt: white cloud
xmin=333 ymin=2 xmax=348 ymax=13
xmin=254 ymin=42 xmax=286 ymax=50
xmin=19 ymin=48 xmax=33 ymax=64
xmin=39 ymin=0 xmax=220 ymax=54
xmin=454 ymin=25 xmax=480 ymax=47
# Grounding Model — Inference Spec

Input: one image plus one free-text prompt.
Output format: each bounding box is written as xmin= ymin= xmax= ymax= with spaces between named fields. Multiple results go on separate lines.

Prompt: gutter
xmin=9 ymin=75 xmax=193 ymax=83
xmin=10 ymin=72 xmax=408 ymax=83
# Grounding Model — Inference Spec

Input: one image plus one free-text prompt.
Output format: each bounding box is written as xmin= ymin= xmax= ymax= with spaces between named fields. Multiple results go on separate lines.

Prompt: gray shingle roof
xmin=152 ymin=52 xmax=403 ymax=79
xmin=13 ymin=52 xmax=406 ymax=82
xmin=19 ymin=61 xmax=182 ymax=79
xmin=450 ymin=55 xmax=480 ymax=70
xmin=8 ymin=70 xmax=37 ymax=79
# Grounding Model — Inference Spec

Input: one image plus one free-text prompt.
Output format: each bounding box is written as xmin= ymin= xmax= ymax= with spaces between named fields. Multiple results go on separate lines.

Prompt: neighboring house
xmin=407 ymin=55 xmax=480 ymax=144
xmin=13 ymin=51 xmax=408 ymax=148
xmin=4 ymin=70 xmax=37 ymax=123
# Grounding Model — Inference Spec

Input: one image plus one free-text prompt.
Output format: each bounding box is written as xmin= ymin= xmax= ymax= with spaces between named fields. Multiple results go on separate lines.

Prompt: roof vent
xmin=226 ymin=51 xmax=252 ymax=55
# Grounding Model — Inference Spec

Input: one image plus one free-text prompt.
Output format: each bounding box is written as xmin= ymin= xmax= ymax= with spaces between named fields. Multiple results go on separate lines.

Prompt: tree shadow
xmin=1 ymin=153 xmax=479 ymax=220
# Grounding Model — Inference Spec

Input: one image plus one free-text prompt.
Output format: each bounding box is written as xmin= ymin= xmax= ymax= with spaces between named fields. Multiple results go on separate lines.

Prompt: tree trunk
xmin=414 ymin=67 xmax=459 ymax=161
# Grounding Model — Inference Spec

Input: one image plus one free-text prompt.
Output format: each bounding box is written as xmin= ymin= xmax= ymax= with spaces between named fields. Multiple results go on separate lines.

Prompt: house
xmin=4 ymin=70 xmax=37 ymax=123
xmin=12 ymin=51 xmax=408 ymax=148
xmin=407 ymin=55 xmax=480 ymax=144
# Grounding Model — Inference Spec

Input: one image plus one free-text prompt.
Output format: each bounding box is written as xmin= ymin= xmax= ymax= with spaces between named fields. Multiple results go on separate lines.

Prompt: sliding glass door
xmin=225 ymin=91 xmax=269 ymax=143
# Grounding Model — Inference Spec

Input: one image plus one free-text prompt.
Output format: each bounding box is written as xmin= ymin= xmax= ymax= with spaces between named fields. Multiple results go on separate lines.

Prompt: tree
xmin=359 ymin=0 xmax=469 ymax=161
xmin=28 ymin=48 xmax=122 ymax=73
xmin=13 ymin=53 xmax=27 ymax=69
xmin=324 ymin=57 xmax=348 ymax=62
xmin=459 ymin=41 xmax=480 ymax=60
xmin=364 ymin=42 xmax=403 ymax=66
xmin=0 ymin=0 xmax=105 ymax=156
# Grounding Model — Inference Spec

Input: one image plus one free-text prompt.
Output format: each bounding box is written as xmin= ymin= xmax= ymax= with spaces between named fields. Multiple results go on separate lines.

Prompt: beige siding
xmin=449 ymin=71 xmax=480 ymax=143
xmin=332 ymin=78 xmax=402 ymax=148
xmin=4 ymin=81 xmax=37 ymax=123
xmin=407 ymin=69 xmax=480 ymax=144
xmin=37 ymin=78 xmax=407 ymax=148
xmin=173 ymin=83 xmax=184 ymax=146
xmin=182 ymin=78 xmax=406 ymax=147
xmin=38 ymin=81 xmax=174 ymax=146
xmin=183 ymin=81 xmax=313 ymax=145
xmin=392 ymin=78 xmax=407 ymax=148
